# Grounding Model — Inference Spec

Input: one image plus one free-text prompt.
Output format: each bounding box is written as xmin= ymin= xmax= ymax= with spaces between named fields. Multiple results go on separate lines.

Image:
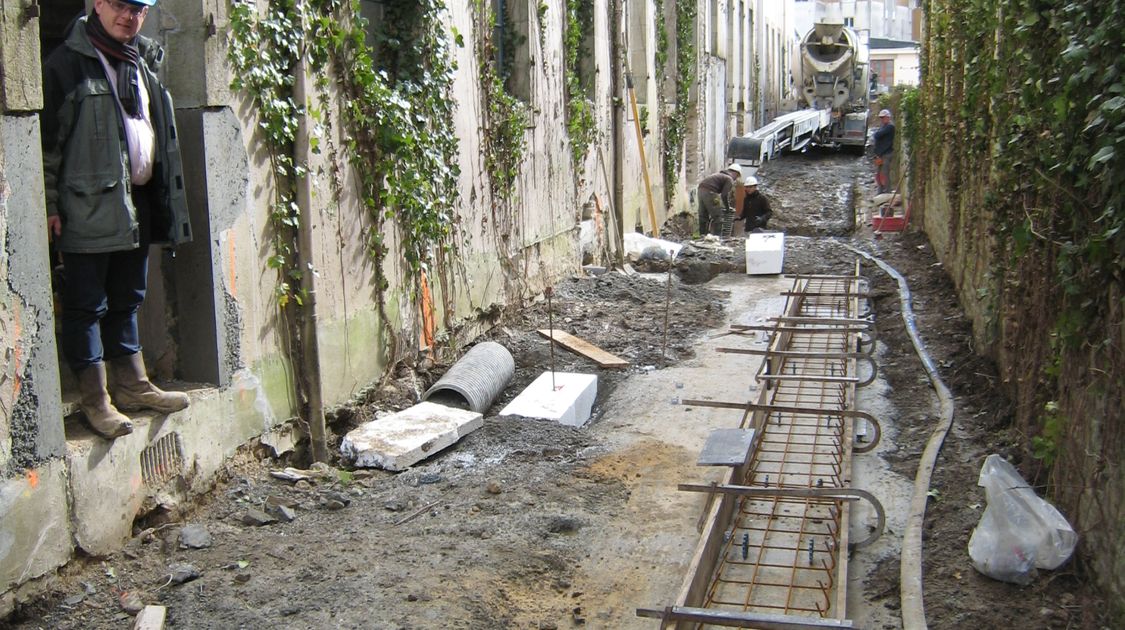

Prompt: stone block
xmin=66 ymin=423 xmax=151 ymax=556
xmin=745 ymin=232 xmax=785 ymax=275
xmin=499 ymin=372 xmax=598 ymax=427
xmin=340 ymin=402 xmax=484 ymax=471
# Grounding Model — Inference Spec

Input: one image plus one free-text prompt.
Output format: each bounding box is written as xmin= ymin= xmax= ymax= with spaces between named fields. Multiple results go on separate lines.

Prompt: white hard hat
xmin=726 ymin=163 xmax=743 ymax=176
xmin=743 ymin=176 xmax=758 ymax=187
xmin=879 ymin=109 xmax=892 ymax=118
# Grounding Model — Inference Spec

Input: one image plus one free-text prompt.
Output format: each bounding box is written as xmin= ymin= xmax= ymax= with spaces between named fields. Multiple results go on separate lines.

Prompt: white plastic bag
xmin=623 ymin=232 xmax=682 ymax=260
xmin=967 ymin=454 xmax=1078 ymax=585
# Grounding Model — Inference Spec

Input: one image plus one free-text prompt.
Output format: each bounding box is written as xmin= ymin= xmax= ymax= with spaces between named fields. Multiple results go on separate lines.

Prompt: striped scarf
xmin=84 ymin=12 xmax=143 ymax=118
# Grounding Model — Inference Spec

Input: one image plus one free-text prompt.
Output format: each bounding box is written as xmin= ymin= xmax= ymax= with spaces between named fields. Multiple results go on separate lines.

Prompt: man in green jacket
xmin=42 ymin=0 xmax=192 ymax=439
xmin=696 ymin=163 xmax=742 ymax=236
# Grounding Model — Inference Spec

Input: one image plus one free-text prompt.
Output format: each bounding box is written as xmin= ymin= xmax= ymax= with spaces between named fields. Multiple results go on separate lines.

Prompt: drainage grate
xmin=140 ymin=432 xmax=184 ymax=487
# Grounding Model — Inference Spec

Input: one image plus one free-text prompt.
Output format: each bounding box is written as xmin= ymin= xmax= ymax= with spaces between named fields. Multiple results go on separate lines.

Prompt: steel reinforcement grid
xmin=641 ymin=270 xmax=881 ymax=630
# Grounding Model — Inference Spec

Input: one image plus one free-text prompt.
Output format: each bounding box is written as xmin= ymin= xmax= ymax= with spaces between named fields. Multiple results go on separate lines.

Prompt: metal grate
xmin=140 ymin=432 xmax=184 ymax=487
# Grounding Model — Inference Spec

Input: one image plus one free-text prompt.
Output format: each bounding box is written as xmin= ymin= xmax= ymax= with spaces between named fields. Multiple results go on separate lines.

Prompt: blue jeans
xmin=59 ymin=185 xmax=152 ymax=372
xmin=60 ymin=246 xmax=149 ymax=372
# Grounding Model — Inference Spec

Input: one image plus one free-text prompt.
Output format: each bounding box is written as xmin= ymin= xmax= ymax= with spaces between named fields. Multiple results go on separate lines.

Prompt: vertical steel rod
xmin=546 ymin=286 xmax=556 ymax=390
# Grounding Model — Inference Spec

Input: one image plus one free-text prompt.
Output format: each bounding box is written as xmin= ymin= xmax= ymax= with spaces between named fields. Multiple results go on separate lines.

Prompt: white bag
xmin=967 ymin=454 xmax=1077 ymax=585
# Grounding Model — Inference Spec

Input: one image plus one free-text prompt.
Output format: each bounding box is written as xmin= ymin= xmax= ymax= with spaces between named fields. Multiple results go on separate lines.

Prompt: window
xmin=870 ymin=58 xmax=894 ymax=91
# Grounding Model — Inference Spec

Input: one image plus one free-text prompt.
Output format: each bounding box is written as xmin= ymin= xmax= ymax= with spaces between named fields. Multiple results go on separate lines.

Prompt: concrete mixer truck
xmin=797 ymin=13 xmax=871 ymax=150
xmin=725 ymin=12 xmax=872 ymax=172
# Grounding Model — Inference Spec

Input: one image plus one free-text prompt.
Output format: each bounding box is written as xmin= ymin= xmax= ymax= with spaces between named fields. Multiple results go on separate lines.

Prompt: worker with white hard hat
xmin=737 ymin=175 xmax=773 ymax=232
xmin=696 ymin=163 xmax=742 ymax=236
xmin=873 ymin=109 xmax=896 ymax=194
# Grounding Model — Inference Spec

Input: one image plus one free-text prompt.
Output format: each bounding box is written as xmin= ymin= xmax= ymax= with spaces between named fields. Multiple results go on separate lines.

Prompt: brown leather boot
xmin=77 ymin=362 xmax=133 ymax=439
xmin=110 ymin=353 xmax=190 ymax=413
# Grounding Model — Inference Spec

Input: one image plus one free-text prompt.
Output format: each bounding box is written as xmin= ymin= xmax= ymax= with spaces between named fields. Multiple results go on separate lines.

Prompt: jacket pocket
xmin=72 ymin=79 xmax=114 ymax=143
xmin=61 ymin=175 xmax=132 ymax=241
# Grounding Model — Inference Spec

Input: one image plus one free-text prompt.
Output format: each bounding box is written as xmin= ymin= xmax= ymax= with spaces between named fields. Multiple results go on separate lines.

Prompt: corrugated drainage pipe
xmin=422 ymin=342 xmax=515 ymax=414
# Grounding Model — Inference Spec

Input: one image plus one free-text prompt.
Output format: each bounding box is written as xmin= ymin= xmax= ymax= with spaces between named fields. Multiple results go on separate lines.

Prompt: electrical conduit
xmin=840 ymin=242 xmax=955 ymax=630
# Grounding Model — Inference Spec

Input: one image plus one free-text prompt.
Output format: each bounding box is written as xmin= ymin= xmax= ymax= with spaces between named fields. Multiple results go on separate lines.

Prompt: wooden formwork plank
xmin=536 ymin=329 xmax=629 ymax=368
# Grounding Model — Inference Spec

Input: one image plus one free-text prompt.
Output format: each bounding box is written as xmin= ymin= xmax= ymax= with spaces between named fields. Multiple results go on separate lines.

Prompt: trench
xmin=654 ymin=149 xmax=865 ymax=287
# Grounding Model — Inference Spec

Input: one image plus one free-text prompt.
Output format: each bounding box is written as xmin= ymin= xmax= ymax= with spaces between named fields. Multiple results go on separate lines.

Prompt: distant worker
xmin=697 ymin=163 xmax=742 ymax=236
xmin=42 ymin=0 xmax=193 ymax=439
xmin=873 ymin=109 xmax=895 ymax=194
xmin=738 ymin=176 xmax=773 ymax=232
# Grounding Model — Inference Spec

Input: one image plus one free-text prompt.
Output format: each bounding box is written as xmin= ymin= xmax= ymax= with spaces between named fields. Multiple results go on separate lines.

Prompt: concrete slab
xmin=66 ymin=419 xmax=159 ymax=556
xmin=0 ymin=460 xmax=71 ymax=593
xmin=499 ymin=372 xmax=598 ymax=427
xmin=55 ymin=366 xmax=293 ymax=562
xmin=340 ymin=402 xmax=484 ymax=471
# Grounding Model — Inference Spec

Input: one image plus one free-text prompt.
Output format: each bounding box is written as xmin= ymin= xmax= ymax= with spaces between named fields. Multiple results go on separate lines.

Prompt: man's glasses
xmin=104 ymin=0 xmax=148 ymax=18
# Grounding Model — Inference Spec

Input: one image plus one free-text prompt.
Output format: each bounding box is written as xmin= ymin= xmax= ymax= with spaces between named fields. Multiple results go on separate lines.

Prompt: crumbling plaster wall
xmin=0 ymin=121 xmax=72 ymax=611
xmin=0 ymin=2 xmax=72 ymax=608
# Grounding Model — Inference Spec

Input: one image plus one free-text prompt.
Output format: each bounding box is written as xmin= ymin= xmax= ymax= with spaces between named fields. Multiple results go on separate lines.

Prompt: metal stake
xmin=546 ymin=286 xmax=557 ymax=390
xmin=662 ymin=250 xmax=674 ymax=365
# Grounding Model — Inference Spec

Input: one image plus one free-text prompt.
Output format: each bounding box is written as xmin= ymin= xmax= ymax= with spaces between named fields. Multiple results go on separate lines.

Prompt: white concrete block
xmin=745 ymin=232 xmax=785 ymax=275
xmin=499 ymin=372 xmax=598 ymax=427
xmin=340 ymin=402 xmax=483 ymax=471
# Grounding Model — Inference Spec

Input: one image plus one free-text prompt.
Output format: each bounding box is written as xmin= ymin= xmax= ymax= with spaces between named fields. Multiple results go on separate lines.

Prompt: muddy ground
xmin=6 ymin=151 xmax=1113 ymax=629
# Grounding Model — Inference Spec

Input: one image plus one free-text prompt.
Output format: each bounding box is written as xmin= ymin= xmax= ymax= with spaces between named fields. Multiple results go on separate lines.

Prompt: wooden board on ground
xmin=537 ymin=329 xmax=629 ymax=369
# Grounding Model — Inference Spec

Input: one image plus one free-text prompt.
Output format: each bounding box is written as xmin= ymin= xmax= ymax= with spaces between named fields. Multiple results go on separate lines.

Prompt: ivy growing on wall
xmin=227 ymin=0 xmax=461 ymax=358
xmin=564 ymin=0 xmax=597 ymax=164
xmin=228 ymin=1 xmax=308 ymax=309
xmin=657 ymin=0 xmax=697 ymax=207
xmin=915 ymin=0 xmax=1123 ymax=351
xmin=335 ymin=1 xmax=461 ymax=282
xmin=914 ymin=0 xmax=1124 ymax=527
xmin=472 ymin=0 xmax=529 ymax=204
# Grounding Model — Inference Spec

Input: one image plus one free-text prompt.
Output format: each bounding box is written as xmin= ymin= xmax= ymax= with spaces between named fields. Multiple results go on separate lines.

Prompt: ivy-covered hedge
xmin=913 ymin=0 xmax=1123 ymax=614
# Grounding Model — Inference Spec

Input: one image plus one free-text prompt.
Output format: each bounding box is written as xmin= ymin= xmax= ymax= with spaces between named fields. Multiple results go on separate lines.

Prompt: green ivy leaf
xmin=1088 ymin=145 xmax=1115 ymax=168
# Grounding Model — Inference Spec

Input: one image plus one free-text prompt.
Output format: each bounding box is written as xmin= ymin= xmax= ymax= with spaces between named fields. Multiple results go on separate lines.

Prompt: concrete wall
xmin=689 ymin=0 xmax=794 ymax=182
xmin=0 ymin=0 xmax=802 ymax=609
xmin=1 ymin=4 xmax=72 ymax=608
